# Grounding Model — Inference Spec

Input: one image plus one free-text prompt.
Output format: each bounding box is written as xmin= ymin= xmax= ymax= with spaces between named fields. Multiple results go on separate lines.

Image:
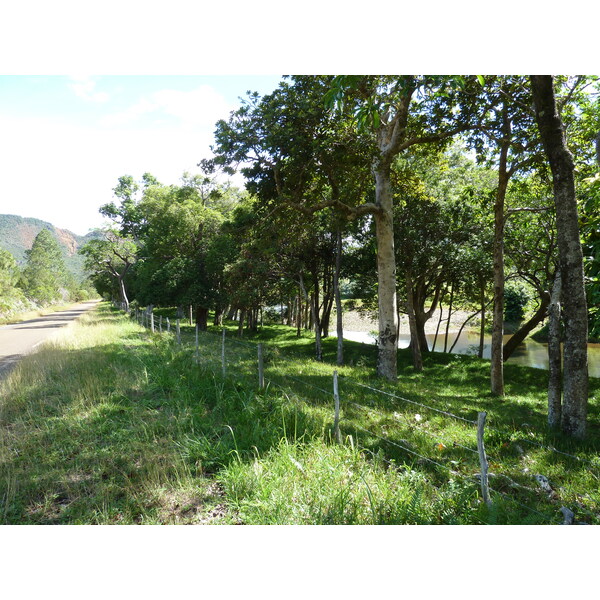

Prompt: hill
xmin=0 ymin=214 xmax=101 ymax=281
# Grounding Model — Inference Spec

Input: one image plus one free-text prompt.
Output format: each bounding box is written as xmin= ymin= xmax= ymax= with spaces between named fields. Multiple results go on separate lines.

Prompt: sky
xmin=0 ymin=75 xmax=283 ymax=235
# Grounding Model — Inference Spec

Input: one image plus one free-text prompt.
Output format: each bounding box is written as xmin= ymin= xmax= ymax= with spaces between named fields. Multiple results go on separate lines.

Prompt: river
xmin=342 ymin=329 xmax=600 ymax=378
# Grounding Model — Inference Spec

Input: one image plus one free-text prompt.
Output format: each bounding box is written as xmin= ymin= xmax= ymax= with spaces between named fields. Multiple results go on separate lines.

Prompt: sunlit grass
xmin=1 ymin=303 xmax=598 ymax=524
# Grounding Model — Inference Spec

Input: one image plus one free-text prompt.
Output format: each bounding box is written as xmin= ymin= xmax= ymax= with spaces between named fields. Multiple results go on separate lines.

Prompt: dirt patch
xmin=155 ymin=480 xmax=241 ymax=524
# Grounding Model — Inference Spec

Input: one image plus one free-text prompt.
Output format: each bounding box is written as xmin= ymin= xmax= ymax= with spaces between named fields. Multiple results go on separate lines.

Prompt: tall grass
xmin=1 ymin=303 xmax=598 ymax=524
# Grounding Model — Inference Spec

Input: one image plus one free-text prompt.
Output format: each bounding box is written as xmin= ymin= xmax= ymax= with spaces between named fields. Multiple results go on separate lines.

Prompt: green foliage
xmin=20 ymin=229 xmax=68 ymax=305
xmin=504 ymin=281 xmax=531 ymax=322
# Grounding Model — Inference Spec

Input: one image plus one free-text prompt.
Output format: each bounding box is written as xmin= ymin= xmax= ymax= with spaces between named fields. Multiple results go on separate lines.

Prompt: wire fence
xmin=117 ymin=302 xmax=596 ymax=525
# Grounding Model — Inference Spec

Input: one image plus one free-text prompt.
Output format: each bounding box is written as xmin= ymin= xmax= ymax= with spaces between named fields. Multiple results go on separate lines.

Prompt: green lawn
xmin=1 ymin=302 xmax=598 ymax=524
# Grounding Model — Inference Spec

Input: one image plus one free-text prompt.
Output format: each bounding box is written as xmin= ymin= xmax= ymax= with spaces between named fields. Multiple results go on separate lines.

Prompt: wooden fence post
xmin=159 ymin=315 xmax=163 ymax=333
xmin=189 ymin=305 xmax=193 ymax=327
xmin=176 ymin=319 xmax=181 ymax=344
xmin=477 ymin=411 xmax=492 ymax=506
xmin=221 ymin=328 xmax=226 ymax=377
xmin=258 ymin=343 xmax=264 ymax=390
xmin=166 ymin=317 xmax=171 ymax=333
xmin=333 ymin=370 xmax=341 ymax=443
xmin=150 ymin=312 xmax=155 ymax=333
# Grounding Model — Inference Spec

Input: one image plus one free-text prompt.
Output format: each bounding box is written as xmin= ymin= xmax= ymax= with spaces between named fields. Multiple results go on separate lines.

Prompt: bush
xmin=504 ymin=282 xmax=531 ymax=322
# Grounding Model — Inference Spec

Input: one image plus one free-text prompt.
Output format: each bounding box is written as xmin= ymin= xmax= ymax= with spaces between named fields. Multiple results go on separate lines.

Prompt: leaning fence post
xmin=176 ymin=319 xmax=181 ymax=344
xmin=333 ymin=370 xmax=341 ymax=443
xmin=258 ymin=343 xmax=265 ymax=390
xmin=477 ymin=411 xmax=492 ymax=506
xmin=221 ymin=328 xmax=226 ymax=377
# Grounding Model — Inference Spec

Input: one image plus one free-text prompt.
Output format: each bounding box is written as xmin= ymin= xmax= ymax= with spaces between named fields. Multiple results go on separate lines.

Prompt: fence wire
xmin=125 ymin=307 xmax=595 ymax=523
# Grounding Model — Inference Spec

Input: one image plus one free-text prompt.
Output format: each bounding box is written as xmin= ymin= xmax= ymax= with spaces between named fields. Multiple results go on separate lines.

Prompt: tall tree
xmin=21 ymin=229 xmax=68 ymax=305
xmin=530 ymin=75 xmax=589 ymax=439
xmin=325 ymin=76 xmax=483 ymax=377
xmin=79 ymin=230 xmax=136 ymax=310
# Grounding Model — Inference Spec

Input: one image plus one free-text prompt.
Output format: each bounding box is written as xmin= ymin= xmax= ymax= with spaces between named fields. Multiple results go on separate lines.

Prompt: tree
xmin=0 ymin=248 xmax=20 ymax=297
xmin=326 ymin=76 xmax=484 ymax=377
xmin=0 ymin=248 xmax=27 ymax=315
xmin=79 ymin=230 xmax=136 ymax=309
xmin=465 ymin=76 xmax=545 ymax=396
xmin=530 ymin=75 xmax=589 ymax=439
xmin=129 ymin=176 xmax=242 ymax=328
xmin=208 ymin=76 xmax=372 ymax=360
xmin=21 ymin=229 xmax=68 ymax=305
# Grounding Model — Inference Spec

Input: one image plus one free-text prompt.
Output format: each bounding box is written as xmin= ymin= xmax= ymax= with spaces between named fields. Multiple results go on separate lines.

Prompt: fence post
xmin=167 ymin=317 xmax=171 ymax=333
xmin=258 ymin=343 xmax=264 ymax=390
xmin=159 ymin=315 xmax=163 ymax=333
xmin=150 ymin=311 xmax=155 ymax=333
xmin=333 ymin=370 xmax=341 ymax=443
xmin=477 ymin=411 xmax=492 ymax=506
xmin=176 ymin=319 xmax=181 ymax=345
xmin=189 ymin=305 xmax=193 ymax=327
xmin=221 ymin=328 xmax=226 ymax=377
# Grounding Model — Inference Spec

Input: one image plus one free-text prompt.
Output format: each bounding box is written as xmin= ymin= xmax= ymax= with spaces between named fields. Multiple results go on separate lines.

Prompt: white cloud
xmin=0 ymin=82 xmax=242 ymax=235
xmin=100 ymin=85 xmax=233 ymax=130
xmin=0 ymin=113 xmax=220 ymax=235
xmin=68 ymin=76 xmax=110 ymax=103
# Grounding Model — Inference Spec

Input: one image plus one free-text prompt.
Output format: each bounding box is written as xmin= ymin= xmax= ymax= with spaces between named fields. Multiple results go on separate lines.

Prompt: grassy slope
xmin=1 ymin=303 xmax=598 ymax=525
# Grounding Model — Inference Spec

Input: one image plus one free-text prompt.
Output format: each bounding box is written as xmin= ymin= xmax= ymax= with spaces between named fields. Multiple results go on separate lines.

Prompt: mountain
xmin=0 ymin=214 xmax=101 ymax=281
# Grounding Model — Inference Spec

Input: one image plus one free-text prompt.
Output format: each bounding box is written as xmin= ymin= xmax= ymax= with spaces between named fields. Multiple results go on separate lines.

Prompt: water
xmin=342 ymin=329 xmax=600 ymax=378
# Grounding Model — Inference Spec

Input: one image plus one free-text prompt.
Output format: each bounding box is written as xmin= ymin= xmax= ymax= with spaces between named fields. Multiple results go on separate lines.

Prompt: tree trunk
xmin=444 ymin=285 xmax=454 ymax=353
xmin=547 ymin=272 xmax=562 ymax=428
xmin=196 ymin=306 xmax=209 ymax=331
xmin=531 ymin=75 xmax=588 ymax=439
xmin=432 ymin=298 xmax=444 ymax=353
xmin=118 ymin=276 xmax=129 ymax=311
xmin=405 ymin=270 xmax=423 ymax=372
xmin=503 ymin=292 xmax=550 ymax=360
xmin=374 ymin=165 xmax=398 ymax=380
xmin=491 ymin=150 xmax=509 ymax=396
xmin=478 ymin=278 xmax=486 ymax=359
xmin=299 ymin=273 xmax=322 ymax=361
xmin=296 ymin=294 xmax=302 ymax=337
xmin=413 ymin=308 xmax=430 ymax=354
xmin=334 ymin=227 xmax=344 ymax=366
xmin=237 ymin=309 xmax=245 ymax=337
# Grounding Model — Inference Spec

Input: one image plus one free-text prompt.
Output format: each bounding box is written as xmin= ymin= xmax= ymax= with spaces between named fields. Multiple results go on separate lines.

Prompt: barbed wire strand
xmin=344 ymin=379 xmax=478 ymax=425
xmin=130 ymin=308 xmax=596 ymax=486
xmin=348 ymin=401 xmax=480 ymax=456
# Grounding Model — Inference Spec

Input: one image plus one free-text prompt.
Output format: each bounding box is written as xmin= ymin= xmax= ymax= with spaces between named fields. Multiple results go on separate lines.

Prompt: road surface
xmin=0 ymin=300 xmax=100 ymax=378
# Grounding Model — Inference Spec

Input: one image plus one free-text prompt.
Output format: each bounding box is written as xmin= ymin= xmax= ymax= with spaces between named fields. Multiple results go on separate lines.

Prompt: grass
xmin=1 ymin=302 xmax=598 ymax=525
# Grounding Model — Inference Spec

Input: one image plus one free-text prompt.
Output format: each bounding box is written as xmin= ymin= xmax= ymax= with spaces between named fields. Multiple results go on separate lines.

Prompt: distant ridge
xmin=0 ymin=214 xmax=101 ymax=280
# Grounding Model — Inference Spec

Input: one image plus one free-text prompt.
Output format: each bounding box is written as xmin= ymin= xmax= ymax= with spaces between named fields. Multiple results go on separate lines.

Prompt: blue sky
xmin=0 ymin=75 xmax=283 ymax=234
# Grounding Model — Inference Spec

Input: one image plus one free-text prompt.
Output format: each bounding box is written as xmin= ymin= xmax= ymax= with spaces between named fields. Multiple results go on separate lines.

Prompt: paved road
xmin=0 ymin=300 xmax=100 ymax=378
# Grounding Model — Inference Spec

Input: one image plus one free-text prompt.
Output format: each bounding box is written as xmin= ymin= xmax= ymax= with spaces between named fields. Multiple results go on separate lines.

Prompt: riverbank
xmin=339 ymin=305 xmax=473 ymax=335
xmin=338 ymin=307 xmax=600 ymax=378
